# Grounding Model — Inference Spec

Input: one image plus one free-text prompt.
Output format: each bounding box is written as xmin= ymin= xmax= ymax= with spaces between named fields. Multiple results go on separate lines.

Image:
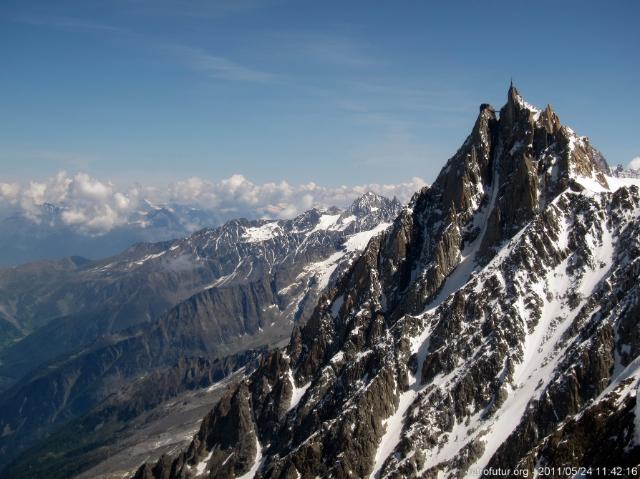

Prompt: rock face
xmin=0 ymin=194 xmax=401 ymax=474
xmin=131 ymin=86 xmax=640 ymax=479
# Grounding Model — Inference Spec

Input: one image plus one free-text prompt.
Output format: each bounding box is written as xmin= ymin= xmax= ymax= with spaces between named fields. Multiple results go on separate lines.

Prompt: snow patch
xmin=301 ymin=251 xmax=345 ymax=290
xmin=311 ymin=214 xmax=340 ymax=232
xmin=237 ymin=434 xmax=264 ymax=479
xmin=132 ymin=250 xmax=167 ymax=266
xmin=605 ymin=175 xmax=640 ymax=191
xmin=331 ymin=295 xmax=344 ymax=317
xmin=287 ymin=368 xmax=311 ymax=413
xmin=243 ymin=222 xmax=281 ymax=242
xmin=573 ymin=174 xmax=609 ymax=193
xmin=193 ymin=450 xmax=213 ymax=476
xmin=334 ymin=214 xmax=356 ymax=230
xmin=345 ymin=223 xmax=391 ymax=252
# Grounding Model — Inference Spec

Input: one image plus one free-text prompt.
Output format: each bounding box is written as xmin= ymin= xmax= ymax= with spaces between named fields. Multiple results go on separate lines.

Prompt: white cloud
xmin=629 ymin=157 xmax=640 ymax=171
xmin=61 ymin=209 xmax=88 ymax=226
xmin=166 ymin=174 xmax=425 ymax=220
xmin=0 ymin=172 xmax=140 ymax=233
xmin=0 ymin=182 xmax=20 ymax=204
xmin=0 ymin=172 xmax=426 ymax=235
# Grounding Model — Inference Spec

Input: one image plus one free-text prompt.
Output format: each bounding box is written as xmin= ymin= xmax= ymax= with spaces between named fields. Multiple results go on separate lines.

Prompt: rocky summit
xmin=129 ymin=86 xmax=640 ymax=479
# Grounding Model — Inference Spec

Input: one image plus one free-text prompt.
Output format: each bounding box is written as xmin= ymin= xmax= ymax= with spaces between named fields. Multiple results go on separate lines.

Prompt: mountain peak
xmin=500 ymin=83 xmax=538 ymax=129
xmin=353 ymin=191 xmax=384 ymax=203
xmin=507 ymin=81 xmax=521 ymax=106
xmin=507 ymin=82 xmax=537 ymax=111
xmin=418 ymin=83 xmax=613 ymax=273
xmin=539 ymin=103 xmax=561 ymax=134
xmin=347 ymin=191 xmax=398 ymax=215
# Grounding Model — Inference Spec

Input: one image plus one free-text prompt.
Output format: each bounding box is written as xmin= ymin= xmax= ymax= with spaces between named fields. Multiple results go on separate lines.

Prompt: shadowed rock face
xmin=129 ymin=86 xmax=640 ymax=479
xmin=0 ymin=194 xmax=401 ymax=474
xmin=0 ymin=353 xmax=258 ymax=479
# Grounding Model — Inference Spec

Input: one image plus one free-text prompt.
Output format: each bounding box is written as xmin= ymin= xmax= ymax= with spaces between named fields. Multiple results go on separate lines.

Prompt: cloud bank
xmin=629 ymin=157 xmax=640 ymax=171
xmin=0 ymin=172 xmax=144 ymax=233
xmin=0 ymin=172 xmax=426 ymax=235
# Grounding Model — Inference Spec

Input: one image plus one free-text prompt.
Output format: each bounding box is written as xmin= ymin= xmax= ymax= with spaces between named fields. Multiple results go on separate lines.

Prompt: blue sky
xmin=1 ymin=0 xmax=638 ymax=187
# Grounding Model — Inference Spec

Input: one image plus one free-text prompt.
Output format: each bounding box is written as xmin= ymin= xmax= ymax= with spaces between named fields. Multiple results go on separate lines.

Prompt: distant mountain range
xmin=0 ymin=201 xmax=223 ymax=267
xmin=0 ymin=191 xmax=402 ymax=475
